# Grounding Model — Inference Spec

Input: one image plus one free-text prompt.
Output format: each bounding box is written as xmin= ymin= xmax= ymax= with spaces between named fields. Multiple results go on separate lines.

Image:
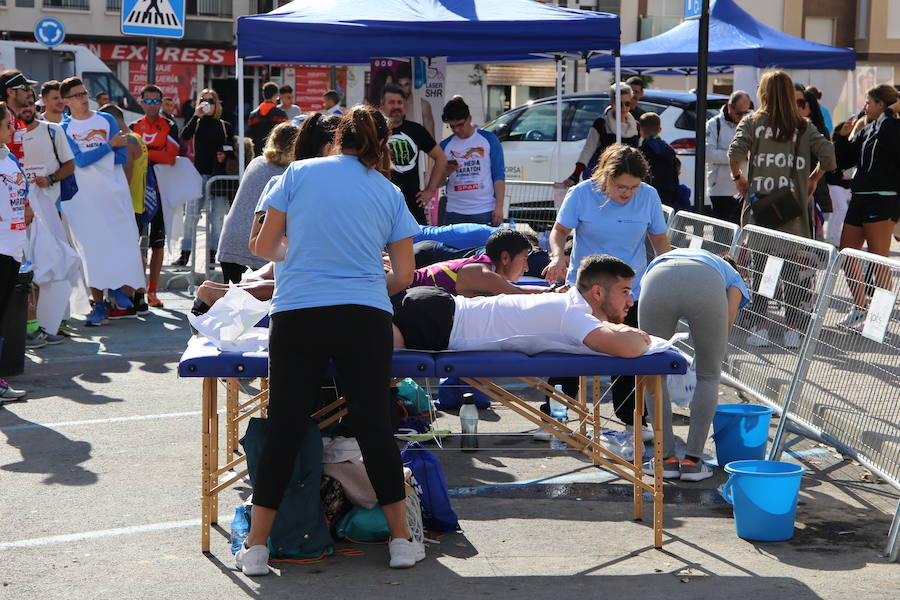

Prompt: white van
xmin=0 ymin=41 xmax=143 ymax=122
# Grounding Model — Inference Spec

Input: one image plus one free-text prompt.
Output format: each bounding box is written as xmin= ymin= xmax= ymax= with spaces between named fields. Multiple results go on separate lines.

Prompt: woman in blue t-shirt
xmin=639 ymin=248 xmax=750 ymax=482
xmin=240 ymin=106 xmax=422 ymax=575
xmin=543 ymin=144 xmax=671 ymax=438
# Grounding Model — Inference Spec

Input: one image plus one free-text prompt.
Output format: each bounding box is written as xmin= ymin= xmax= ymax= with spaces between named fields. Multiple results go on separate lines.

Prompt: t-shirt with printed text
xmin=440 ymin=129 xmax=505 ymax=215
xmin=0 ymin=151 xmax=29 ymax=260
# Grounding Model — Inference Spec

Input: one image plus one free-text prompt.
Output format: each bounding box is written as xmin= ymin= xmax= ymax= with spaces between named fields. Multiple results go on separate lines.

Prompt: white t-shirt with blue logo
xmin=260 ymin=155 xmax=421 ymax=315
xmin=440 ymin=129 xmax=505 ymax=215
xmin=556 ymin=180 xmax=667 ymax=299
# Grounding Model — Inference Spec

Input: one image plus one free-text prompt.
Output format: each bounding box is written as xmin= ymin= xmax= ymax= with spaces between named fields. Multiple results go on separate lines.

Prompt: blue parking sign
xmin=684 ymin=0 xmax=702 ymax=20
xmin=121 ymin=0 xmax=186 ymax=39
xmin=34 ymin=17 xmax=66 ymax=47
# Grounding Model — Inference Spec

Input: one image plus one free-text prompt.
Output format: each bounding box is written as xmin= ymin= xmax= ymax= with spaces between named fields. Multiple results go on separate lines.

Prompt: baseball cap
xmin=1 ymin=72 xmax=38 ymax=90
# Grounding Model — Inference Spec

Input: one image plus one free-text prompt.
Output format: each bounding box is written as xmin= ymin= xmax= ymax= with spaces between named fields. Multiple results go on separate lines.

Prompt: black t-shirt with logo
xmin=388 ymin=119 xmax=437 ymax=223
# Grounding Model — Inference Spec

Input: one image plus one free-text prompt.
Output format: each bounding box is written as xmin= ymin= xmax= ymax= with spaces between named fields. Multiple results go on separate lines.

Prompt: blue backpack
xmin=436 ymin=377 xmax=491 ymax=410
xmin=401 ymin=442 xmax=460 ymax=532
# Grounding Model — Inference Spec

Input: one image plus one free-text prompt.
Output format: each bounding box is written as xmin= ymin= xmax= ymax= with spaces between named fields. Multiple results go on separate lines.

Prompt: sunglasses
xmin=142 ymin=98 xmax=162 ymax=105
xmin=796 ymin=98 xmax=808 ymax=109
xmin=64 ymin=91 xmax=88 ymax=99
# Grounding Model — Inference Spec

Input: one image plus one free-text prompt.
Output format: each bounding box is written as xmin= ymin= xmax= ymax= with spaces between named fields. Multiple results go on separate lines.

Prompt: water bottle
xmin=598 ymin=430 xmax=634 ymax=462
xmin=230 ymin=505 xmax=250 ymax=554
xmin=549 ymin=385 xmax=568 ymax=450
xmin=508 ymin=217 xmax=516 ymax=230
xmin=459 ymin=393 xmax=479 ymax=452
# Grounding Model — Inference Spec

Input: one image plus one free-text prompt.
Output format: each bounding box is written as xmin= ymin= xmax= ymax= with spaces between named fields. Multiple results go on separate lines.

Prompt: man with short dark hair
xmin=322 ymin=89 xmax=342 ymax=116
xmin=381 ymin=83 xmax=446 ymax=225
xmin=248 ymin=81 xmax=288 ymax=154
xmin=40 ymin=81 xmax=65 ymax=124
xmin=439 ymin=96 xmax=505 ymax=226
xmin=626 ymin=76 xmax=647 ymax=121
xmin=392 ymin=253 xmax=651 ymax=357
xmin=95 ymin=91 xmax=110 ymax=107
xmin=706 ymin=89 xmax=751 ymax=223
xmin=0 ymin=69 xmax=37 ymax=159
xmin=130 ymin=83 xmax=179 ymax=311
xmin=278 ymin=85 xmax=301 ymax=120
xmin=161 ymin=96 xmax=175 ymax=120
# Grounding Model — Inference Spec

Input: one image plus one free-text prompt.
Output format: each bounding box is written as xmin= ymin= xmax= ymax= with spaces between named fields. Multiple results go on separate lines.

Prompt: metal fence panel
xmin=718 ymin=225 xmax=837 ymax=412
xmin=780 ymin=249 xmax=900 ymax=487
xmin=504 ymin=181 xmax=559 ymax=234
xmin=666 ymin=210 xmax=740 ymax=256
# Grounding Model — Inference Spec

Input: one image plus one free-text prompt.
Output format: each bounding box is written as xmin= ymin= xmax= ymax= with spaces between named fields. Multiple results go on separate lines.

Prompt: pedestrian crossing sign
xmin=121 ymin=0 xmax=186 ymax=39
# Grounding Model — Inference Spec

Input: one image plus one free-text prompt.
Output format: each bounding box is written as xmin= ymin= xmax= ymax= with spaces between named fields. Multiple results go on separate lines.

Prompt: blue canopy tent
xmin=234 ymin=0 xmax=622 ymax=171
xmin=587 ymin=0 xmax=854 ymax=72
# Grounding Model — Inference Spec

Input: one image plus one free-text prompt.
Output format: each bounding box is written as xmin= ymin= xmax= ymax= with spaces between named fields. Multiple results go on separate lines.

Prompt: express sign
xmin=76 ymin=42 xmax=234 ymax=65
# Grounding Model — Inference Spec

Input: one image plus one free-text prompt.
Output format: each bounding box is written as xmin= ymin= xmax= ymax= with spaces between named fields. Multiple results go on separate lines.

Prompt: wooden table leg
xmin=578 ymin=376 xmax=588 ymax=438
xmin=652 ymin=375 xmax=665 ymax=548
xmin=260 ymin=378 xmax=269 ymax=419
xmin=633 ymin=375 xmax=645 ymax=521
xmin=210 ymin=379 xmax=219 ymax=526
xmin=225 ymin=378 xmax=239 ymax=458
xmin=201 ymin=377 xmax=213 ymax=552
xmin=592 ymin=376 xmax=601 ymax=466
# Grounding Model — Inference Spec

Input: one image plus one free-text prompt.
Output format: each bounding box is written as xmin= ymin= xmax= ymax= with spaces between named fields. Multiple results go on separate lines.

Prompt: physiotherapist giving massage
xmin=244 ymin=105 xmax=422 ymax=576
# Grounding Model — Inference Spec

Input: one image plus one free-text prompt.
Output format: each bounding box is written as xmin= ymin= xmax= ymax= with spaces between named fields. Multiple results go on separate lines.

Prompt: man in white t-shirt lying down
xmin=391 ymin=253 xmax=651 ymax=358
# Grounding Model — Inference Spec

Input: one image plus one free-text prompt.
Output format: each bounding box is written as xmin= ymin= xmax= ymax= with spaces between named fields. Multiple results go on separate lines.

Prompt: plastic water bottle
xmin=459 ymin=393 xmax=479 ymax=452
xmin=549 ymin=385 xmax=568 ymax=450
xmin=230 ymin=505 xmax=250 ymax=555
xmin=598 ymin=431 xmax=635 ymax=462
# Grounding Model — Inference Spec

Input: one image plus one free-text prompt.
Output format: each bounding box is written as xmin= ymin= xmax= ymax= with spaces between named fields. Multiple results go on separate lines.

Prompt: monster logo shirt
xmin=387 ymin=119 xmax=437 ymax=206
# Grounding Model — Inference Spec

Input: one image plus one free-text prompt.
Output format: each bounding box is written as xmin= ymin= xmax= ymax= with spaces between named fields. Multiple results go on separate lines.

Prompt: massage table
xmin=178 ymin=336 xmax=687 ymax=552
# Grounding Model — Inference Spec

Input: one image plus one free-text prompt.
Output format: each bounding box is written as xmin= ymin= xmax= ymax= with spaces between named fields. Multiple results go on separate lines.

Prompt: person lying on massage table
xmin=391 ymin=252 xmax=651 ymax=358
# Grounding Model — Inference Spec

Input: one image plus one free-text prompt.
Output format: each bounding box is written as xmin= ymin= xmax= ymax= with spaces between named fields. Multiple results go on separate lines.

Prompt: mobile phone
xmin=447 ymin=159 xmax=459 ymax=167
xmin=201 ymin=102 xmax=212 ymax=114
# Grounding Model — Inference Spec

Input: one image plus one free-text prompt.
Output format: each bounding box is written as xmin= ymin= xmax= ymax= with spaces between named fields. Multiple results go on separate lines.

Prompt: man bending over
xmin=392 ymin=253 xmax=650 ymax=357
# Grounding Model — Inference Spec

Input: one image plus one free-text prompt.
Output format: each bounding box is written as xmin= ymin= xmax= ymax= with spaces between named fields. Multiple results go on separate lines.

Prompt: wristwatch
xmin=730 ymin=172 xmax=742 ymax=181
xmin=48 ymin=173 xmax=58 ymax=185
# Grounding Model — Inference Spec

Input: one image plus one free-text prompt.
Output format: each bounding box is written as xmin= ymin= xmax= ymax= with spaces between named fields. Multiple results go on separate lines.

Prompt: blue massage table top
xmin=178 ymin=337 xmax=687 ymax=379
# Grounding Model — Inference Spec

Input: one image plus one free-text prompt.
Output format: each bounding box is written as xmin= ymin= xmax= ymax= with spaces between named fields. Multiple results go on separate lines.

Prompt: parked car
xmin=483 ymin=90 xmax=727 ymax=230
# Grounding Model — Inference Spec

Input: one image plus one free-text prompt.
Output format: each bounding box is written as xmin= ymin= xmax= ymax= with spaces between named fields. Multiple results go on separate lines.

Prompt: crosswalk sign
xmin=121 ymin=0 xmax=186 ymax=39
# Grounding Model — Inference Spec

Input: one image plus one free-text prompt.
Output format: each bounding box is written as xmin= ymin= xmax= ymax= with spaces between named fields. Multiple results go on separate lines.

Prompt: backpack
xmin=401 ymin=442 xmax=460 ymax=532
xmin=240 ymin=418 xmax=334 ymax=559
xmin=46 ymin=125 xmax=78 ymax=202
xmin=394 ymin=378 xmax=432 ymax=417
xmin=334 ymin=505 xmax=390 ymax=543
xmin=435 ymin=377 xmax=491 ymax=410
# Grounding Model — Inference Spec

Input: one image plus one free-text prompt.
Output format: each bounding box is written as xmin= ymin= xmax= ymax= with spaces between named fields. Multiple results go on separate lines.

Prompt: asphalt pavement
xmin=0 ymin=284 xmax=897 ymax=600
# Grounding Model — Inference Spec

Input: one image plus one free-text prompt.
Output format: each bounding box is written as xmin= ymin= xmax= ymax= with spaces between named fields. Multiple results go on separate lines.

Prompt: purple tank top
xmin=410 ymin=255 xmax=494 ymax=295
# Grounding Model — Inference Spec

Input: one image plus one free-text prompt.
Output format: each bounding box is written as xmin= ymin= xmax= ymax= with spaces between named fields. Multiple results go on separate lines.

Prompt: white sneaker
xmin=235 ymin=542 xmax=269 ymax=576
xmin=839 ymin=307 xmax=866 ymax=329
xmin=783 ymin=328 xmax=801 ymax=349
xmin=626 ymin=424 xmax=654 ymax=443
xmin=388 ymin=537 xmax=425 ymax=568
xmin=746 ymin=327 xmax=770 ymax=347
xmin=0 ymin=378 xmax=26 ymax=400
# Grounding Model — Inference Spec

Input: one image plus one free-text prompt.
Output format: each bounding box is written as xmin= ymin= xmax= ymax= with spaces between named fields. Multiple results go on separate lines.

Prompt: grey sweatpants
xmin=638 ymin=260 xmax=729 ymax=458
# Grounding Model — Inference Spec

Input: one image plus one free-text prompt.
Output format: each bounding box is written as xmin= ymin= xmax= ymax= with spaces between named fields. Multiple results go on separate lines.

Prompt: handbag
xmin=748 ymin=124 xmax=804 ymax=229
xmin=47 ymin=125 xmax=78 ymax=201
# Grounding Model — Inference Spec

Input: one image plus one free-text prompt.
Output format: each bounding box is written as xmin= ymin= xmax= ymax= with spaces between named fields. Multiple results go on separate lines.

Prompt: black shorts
xmin=390 ymin=286 xmax=456 ymax=351
xmin=135 ymin=205 xmax=166 ymax=249
xmin=844 ymin=193 xmax=900 ymax=227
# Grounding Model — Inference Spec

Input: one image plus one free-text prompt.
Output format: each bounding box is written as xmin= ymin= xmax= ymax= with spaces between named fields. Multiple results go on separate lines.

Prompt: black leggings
xmin=253 ymin=305 xmax=405 ymax=509
xmin=0 ymin=254 xmax=20 ymax=319
xmin=547 ymin=301 xmax=642 ymax=426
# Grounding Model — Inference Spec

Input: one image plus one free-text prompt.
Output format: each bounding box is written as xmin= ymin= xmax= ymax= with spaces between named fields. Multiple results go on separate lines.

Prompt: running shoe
xmin=38 ymin=327 xmax=64 ymax=344
xmin=838 ymin=307 xmax=866 ymax=329
xmin=235 ymin=542 xmax=269 ymax=576
xmin=0 ymin=378 xmax=26 ymax=400
xmin=109 ymin=288 xmax=134 ymax=309
xmin=132 ymin=292 xmax=150 ymax=315
xmin=24 ymin=329 xmax=48 ymax=349
xmin=643 ymin=456 xmax=681 ymax=479
xmin=679 ymin=458 xmax=714 ymax=482
xmin=108 ymin=305 xmax=138 ymax=319
xmin=57 ymin=320 xmax=74 ymax=337
xmin=85 ymin=302 xmax=109 ymax=327
xmin=147 ymin=291 xmax=164 ymax=309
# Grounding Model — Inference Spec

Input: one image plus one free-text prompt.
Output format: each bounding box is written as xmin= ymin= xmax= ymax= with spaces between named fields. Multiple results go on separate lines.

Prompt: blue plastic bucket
xmin=723 ymin=460 xmax=805 ymax=541
xmin=712 ymin=404 xmax=774 ymax=466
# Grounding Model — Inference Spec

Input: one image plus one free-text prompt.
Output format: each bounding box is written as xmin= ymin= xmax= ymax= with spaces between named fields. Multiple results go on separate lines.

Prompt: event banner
xmin=420 ymin=57 xmax=447 ymax=141
xmin=294 ymin=66 xmax=348 ymax=112
xmin=129 ymin=61 xmax=197 ymax=117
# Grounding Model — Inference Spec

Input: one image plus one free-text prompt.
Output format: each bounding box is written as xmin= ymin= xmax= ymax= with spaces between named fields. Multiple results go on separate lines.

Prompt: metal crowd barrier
xmin=166 ymin=175 xmax=241 ymax=292
xmin=503 ymin=181 xmax=560 ymax=234
xmin=666 ymin=210 xmax=740 ymax=256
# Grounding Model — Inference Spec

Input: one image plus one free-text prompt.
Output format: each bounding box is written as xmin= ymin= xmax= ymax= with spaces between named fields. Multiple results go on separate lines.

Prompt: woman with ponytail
xmin=240 ymin=105 xmax=421 ymax=576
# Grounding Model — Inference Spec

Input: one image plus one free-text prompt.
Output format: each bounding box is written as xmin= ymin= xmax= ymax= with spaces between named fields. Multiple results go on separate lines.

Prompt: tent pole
xmin=694 ymin=0 xmax=710 ymax=213
xmin=614 ymin=52 xmax=621 ymax=144
xmin=556 ymin=56 xmax=562 ymax=179
xmin=237 ymin=55 xmax=246 ymax=178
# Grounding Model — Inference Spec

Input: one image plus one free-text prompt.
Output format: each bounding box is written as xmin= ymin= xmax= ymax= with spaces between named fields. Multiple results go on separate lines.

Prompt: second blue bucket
xmin=723 ymin=460 xmax=805 ymax=541
xmin=712 ymin=403 xmax=774 ymax=466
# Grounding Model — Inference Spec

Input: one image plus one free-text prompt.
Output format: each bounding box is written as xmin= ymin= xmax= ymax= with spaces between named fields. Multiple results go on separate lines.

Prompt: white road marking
xmin=0 ymin=409 xmax=225 ymax=432
xmin=0 ymin=519 xmax=201 ymax=548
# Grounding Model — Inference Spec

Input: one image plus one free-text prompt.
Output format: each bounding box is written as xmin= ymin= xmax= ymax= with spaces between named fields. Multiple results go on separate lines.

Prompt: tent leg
xmin=615 ymin=54 xmax=621 ymax=144
xmin=237 ymin=56 xmax=246 ymax=178
xmin=555 ymin=56 xmax=562 ymax=180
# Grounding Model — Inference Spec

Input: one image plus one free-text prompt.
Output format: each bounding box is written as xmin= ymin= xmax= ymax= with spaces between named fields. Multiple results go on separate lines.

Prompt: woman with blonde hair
xmin=544 ymin=143 xmax=670 ymax=441
xmin=216 ymin=121 xmax=299 ymax=283
xmin=727 ymin=70 xmax=836 ymax=348
xmin=178 ymin=88 xmax=235 ymax=267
